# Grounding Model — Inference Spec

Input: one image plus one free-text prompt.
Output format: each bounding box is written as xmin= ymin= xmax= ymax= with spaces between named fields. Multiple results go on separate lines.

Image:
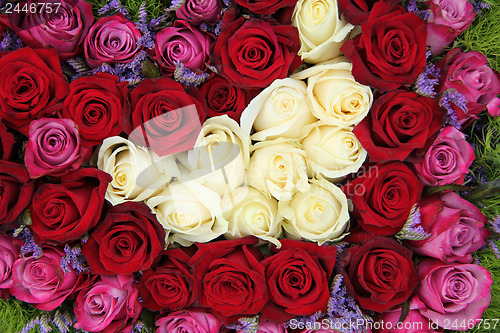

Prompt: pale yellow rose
xmin=292 ymin=0 xmax=354 ymax=63
xmin=292 ymin=57 xmax=373 ymax=127
xmin=223 ymin=186 xmax=283 ymax=246
xmin=301 ymin=122 xmax=367 ymax=179
xmin=247 ymin=139 xmax=310 ymax=201
xmin=97 ymin=136 xmax=177 ymax=205
xmin=146 ymin=180 xmax=228 ymax=246
xmin=279 ymin=177 xmax=350 ymax=244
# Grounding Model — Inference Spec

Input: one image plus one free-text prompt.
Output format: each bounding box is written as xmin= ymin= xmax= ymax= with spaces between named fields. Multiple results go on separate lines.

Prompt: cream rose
xmin=247 ymin=139 xmax=309 ymax=201
xmin=146 ymin=180 xmax=228 ymax=246
xmin=240 ymin=78 xmax=317 ymax=141
xmin=292 ymin=57 xmax=373 ymax=127
xmin=279 ymin=177 xmax=350 ymax=244
xmin=177 ymin=115 xmax=250 ymax=197
xmin=223 ymin=186 xmax=283 ymax=246
xmin=292 ymin=0 xmax=354 ymax=63
xmin=301 ymin=122 xmax=367 ymax=179
xmin=98 ymin=136 xmax=176 ymax=205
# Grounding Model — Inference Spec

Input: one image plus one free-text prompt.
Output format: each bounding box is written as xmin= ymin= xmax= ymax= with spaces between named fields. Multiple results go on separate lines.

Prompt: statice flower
xmin=405 ymin=0 xmax=431 ymax=20
xmin=0 ymin=30 xmax=24 ymax=52
xmin=174 ymin=61 xmax=211 ymax=86
xmin=440 ymin=88 xmax=468 ymax=129
xmin=14 ymin=226 xmax=43 ymax=259
xmin=135 ymin=2 xmax=155 ymax=49
xmin=415 ymin=51 xmax=441 ymax=97
xmin=469 ymin=0 xmax=491 ymax=13
xmin=21 ymin=314 xmax=52 ymax=333
xmin=487 ymin=239 xmax=500 ymax=259
xmin=60 ymin=244 xmax=90 ymax=274
xmin=395 ymin=204 xmax=431 ymax=241
xmin=98 ymin=0 xmax=129 ymax=16
xmin=227 ymin=316 xmax=259 ymax=333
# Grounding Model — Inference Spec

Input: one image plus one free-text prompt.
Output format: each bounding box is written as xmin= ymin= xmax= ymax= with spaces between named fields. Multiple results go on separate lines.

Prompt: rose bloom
xmin=84 ymin=14 xmax=142 ymax=67
xmin=280 ymin=177 xmax=350 ymax=245
xmin=24 ymin=118 xmax=83 ymax=179
xmin=377 ymin=308 xmax=441 ymax=333
xmin=0 ymin=47 xmax=68 ymax=135
xmin=240 ymin=78 xmax=317 ymax=141
xmin=247 ymin=139 xmax=310 ymax=201
xmin=0 ymin=0 xmax=94 ymax=59
xmin=0 ymin=161 xmax=35 ymax=225
xmin=97 ymin=136 xmax=175 ymax=205
xmin=156 ymin=310 xmax=223 ymax=333
xmin=82 ymin=201 xmax=165 ymax=275
xmin=302 ymin=123 xmax=367 ymax=179
xmin=427 ymin=0 xmax=475 ymax=55
xmin=414 ymin=126 xmax=474 ymax=186
xmin=354 ymin=90 xmax=444 ymax=162
xmin=223 ymin=186 xmax=284 ymax=247
xmin=74 ymin=275 xmax=142 ymax=333
xmin=338 ymin=0 xmax=400 ymax=25
xmin=339 ymin=237 xmax=419 ymax=313
xmin=147 ymin=180 xmax=228 ymax=246
xmin=126 ymin=77 xmax=206 ymax=157
xmin=0 ymin=121 xmax=15 ymax=161
xmin=199 ymin=76 xmax=254 ymax=122
xmin=139 ymin=248 xmax=198 ymax=312
xmin=11 ymin=246 xmax=88 ymax=311
xmin=414 ymin=259 xmax=492 ymax=327
xmin=0 ymin=234 xmax=20 ymax=299
xmin=342 ymin=162 xmax=423 ymax=236
xmin=30 ymin=168 xmax=111 ymax=244
xmin=406 ymin=192 xmax=489 ymax=264
xmin=261 ymin=239 xmax=336 ymax=322
xmin=341 ymin=2 xmax=427 ymax=92
xmin=292 ymin=58 xmax=373 ymax=127
xmin=176 ymin=0 xmax=222 ymax=25
xmin=213 ymin=8 xmax=301 ymax=89
xmin=154 ymin=20 xmax=212 ymax=75
xmin=62 ymin=73 xmax=128 ymax=147
xmin=188 ymin=238 xmax=268 ymax=320
xmin=437 ymin=49 xmax=500 ymax=125
xmin=234 ymin=0 xmax=297 ymax=15
xmin=292 ymin=0 xmax=354 ymax=63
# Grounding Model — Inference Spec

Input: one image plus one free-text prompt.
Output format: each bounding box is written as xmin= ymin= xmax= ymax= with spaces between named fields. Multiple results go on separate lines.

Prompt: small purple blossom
xmin=0 ymin=30 xmax=24 ymax=52
xmin=440 ymin=88 xmax=468 ymax=130
xmin=52 ymin=311 xmax=73 ymax=333
xmin=415 ymin=51 xmax=441 ymax=97
xmin=395 ymin=205 xmax=431 ymax=241
xmin=134 ymin=2 xmax=156 ymax=49
xmin=21 ymin=314 xmax=52 ymax=333
xmin=14 ymin=226 xmax=43 ymax=259
xmin=60 ymin=244 xmax=90 ymax=274
xmin=487 ymin=239 xmax=500 ymax=259
xmin=130 ymin=321 xmax=145 ymax=333
xmin=286 ymin=311 xmax=325 ymax=331
xmin=166 ymin=0 xmax=186 ymax=11
xmin=227 ymin=316 xmax=259 ymax=332
xmin=405 ymin=0 xmax=431 ymax=20
xmin=98 ymin=0 xmax=129 ymax=16
xmin=173 ymin=61 xmax=211 ymax=86
xmin=469 ymin=0 xmax=491 ymax=13
xmin=489 ymin=215 xmax=500 ymax=234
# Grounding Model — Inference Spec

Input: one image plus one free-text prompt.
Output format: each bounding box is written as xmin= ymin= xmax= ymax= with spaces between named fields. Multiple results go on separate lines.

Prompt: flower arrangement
xmin=0 ymin=0 xmax=499 ymax=332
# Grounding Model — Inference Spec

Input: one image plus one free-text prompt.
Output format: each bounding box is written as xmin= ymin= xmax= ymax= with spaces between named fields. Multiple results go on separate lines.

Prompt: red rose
xmin=338 ymin=0 xmax=400 ymax=25
xmin=30 ymin=168 xmax=111 ymax=244
xmin=234 ymin=0 xmax=298 ymax=15
xmin=126 ymin=77 xmax=206 ymax=157
xmin=199 ymin=76 xmax=254 ymax=122
xmin=0 ymin=121 xmax=15 ymax=161
xmin=139 ymin=247 xmax=198 ymax=311
xmin=0 ymin=161 xmax=35 ymax=225
xmin=261 ymin=239 xmax=336 ymax=323
xmin=82 ymin=202 xmax=165 ymax=275
xmin=353 ymin=90 xmax=444 ymax=162
xmin=62 ymin=73 xmax=128 ymax=147
xmin=213 ymin=8 xmax=301 ymax=89
xmin=188 ymin=237 xmax=268 ymax=322
xmin=0 ymin=47 xmax=69 ymax=135
xmin=340 ymin=2 xmax=427 ymax=92
xmin=341 ymin=162 xmax=423 ymax=236
xmin=339 ymin=237 xmax=419 ymax=313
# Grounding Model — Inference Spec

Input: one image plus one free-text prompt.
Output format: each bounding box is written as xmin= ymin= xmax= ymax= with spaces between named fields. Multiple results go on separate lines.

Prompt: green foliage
xmin=86 ymin=0 xmax=172 ymax=21
xmin=0 ymin=298 xmax=45 ymax=333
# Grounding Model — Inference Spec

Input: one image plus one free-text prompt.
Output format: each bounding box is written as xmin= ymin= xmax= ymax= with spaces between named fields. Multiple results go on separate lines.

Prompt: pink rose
xmin=414 ymin=259 xmax=492 ymax=328
xmin=0 ymin=234 xmax=20 ymax=299
xmin=74 ymin=275 xmax=142 ymax=333
xmin=176 ymin=0 xmax=222 ymax=25
xmin=0 ymin=0 xmax=94 ymax=59
xmin=377 ymin=308 xmax=441 ymax=333
xmin=10 ymin=246 xmax=88 ymax=311
xmin=156 ymin=310 xmax=223 ymax=333
xmin=154 ymin=20 xmax=212 ymax=75
xmin=414 ymin=126 xmax=474 ymax=186
xmin=84 ymin=14 xmax=142 ymax=67
xmin=24 ymin=118 xmax=83 ymax=179
xmin=437 ymin=49 xmax=500 ymax=126
xmin=426 ymin=0 xmax=475 ymax=55
xmin=406 ymin=192 xmax=489 ymax=264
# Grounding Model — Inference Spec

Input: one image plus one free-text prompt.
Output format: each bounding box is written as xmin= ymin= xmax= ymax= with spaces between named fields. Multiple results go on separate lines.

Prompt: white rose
xmin=146 ymin=180 xmax=228 ymax=246
xmin=240 ymin=78 xmax=317 ymax=141
xmin=223 ymin=186 xmax=283 ymax=246
xmin=279 ymin=177 xmax=350 ymax=244
xmin=292 ymin=57 xmax=373 ymax=127
xmin=301 ymin=122 xmax=367 ymax=179
xmin=292 ymin=0 xmax=354 ymax=63
xmin=177 ymin=115 xmax=250 ymax=197
xmin=97 ymin=136 xmax=177 ymax=205
xmin=247 ymin=139 xmax=310 ymax=201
